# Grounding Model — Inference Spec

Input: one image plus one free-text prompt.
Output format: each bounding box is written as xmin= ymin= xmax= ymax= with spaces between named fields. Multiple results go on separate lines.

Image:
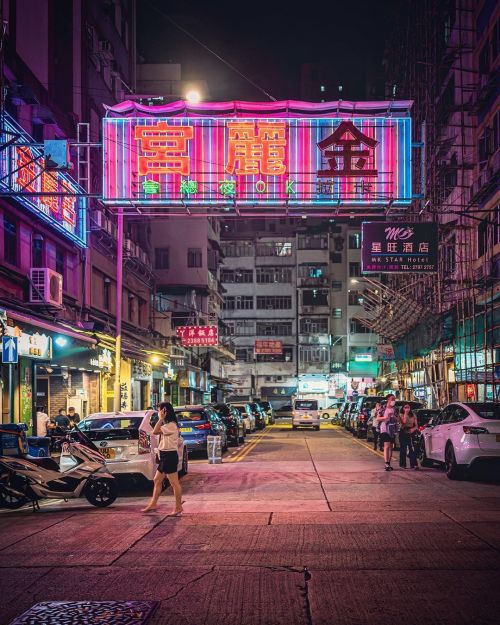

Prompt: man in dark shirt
xmin=54 ymin=408 xmax=71 ymax=430
xmin=67 ymin=407 xmax=80 ymax=426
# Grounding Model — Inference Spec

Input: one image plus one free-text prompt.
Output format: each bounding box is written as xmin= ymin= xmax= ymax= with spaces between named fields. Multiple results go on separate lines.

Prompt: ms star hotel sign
xmin=102 ymin=100 xmax=413 ymax=213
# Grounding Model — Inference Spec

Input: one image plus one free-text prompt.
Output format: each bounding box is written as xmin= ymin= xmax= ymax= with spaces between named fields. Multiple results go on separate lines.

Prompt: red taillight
xmin=463 ymin=426 xmax=488 ymax=435
xmin=138 ymin=430 xmax=151 ymax=454
xmin=195 ymin=423 xmax=211 ymax=430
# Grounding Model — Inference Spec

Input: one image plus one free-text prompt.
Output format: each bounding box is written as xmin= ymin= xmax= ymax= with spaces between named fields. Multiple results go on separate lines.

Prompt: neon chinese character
xmin=134 ymin=122 xmax=194 ymax=176
xmin=419 ymin=242 xmax=429 ymax=253
xmin=219 ymin=179 xmax=236 ymax=196
xmin=317 ymin=121 xmax=378 ymax=178
xmin=16 ymin=147 xmax=39 ymax=192
xmin=371 ymin=242 xmax=382 ymax=253
xmin=403 ymin=242 xmax=413 ymax=253
xmin=40 ymin=170 xmax=59 ymax=214
xmin=60 ymin=180 xmax=77 ymax=227
xmin=225 ymin=121 xmax=286 ymax=176
xmin=142 ymin=179 xmax=160 ymax=195
xmin=180 ymin=179 xmax=198 ymax=195
xmin=387 ymin=242 xmax=398 ymax=253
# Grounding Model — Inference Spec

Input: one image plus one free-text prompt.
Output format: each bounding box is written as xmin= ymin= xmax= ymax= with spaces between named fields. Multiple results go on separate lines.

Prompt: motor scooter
xmin=0 ymin=427 xmax=117 ymax=511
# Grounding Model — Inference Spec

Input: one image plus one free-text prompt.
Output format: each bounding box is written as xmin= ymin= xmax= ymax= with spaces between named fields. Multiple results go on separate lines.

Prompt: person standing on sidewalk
xmin=398 ymin=404 xmax=419 ymax=470
xmin=142 ymin=402 xmax=183 ymax=515
xmin=378 ymin=394 xmax=398 ymax=471
xmin=370 ymin=402 xmax=382 ymax=451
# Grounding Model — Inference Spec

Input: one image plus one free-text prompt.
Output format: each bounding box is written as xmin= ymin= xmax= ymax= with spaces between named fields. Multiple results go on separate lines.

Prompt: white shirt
xmin=158 ymin=421 xmax=180 ymax=451
xmin=36 ymin=411 xmax=50 ymax=437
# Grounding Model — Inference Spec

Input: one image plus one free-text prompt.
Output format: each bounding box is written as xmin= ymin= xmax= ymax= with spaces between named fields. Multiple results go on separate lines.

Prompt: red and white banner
xmin=176 ymin=325 xmax=218 ymax=346
xmin=254 ymin=340 xmax=283 ymax=355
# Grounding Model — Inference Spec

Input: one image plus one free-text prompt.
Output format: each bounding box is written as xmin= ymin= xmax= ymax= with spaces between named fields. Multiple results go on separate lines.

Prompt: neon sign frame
xmin=0 ymin=113 xmax=87 ymax=247
xmin=102 ymin=100 xmax=413 ymax=213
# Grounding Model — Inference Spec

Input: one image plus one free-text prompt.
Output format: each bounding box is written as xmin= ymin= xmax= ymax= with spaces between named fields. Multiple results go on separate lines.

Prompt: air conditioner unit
xmin=29 ymin=268 xmax=63 ymax=307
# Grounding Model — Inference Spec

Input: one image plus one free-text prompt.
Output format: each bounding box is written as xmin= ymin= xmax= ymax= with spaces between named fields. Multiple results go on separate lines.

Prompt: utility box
xmin=207 ymin=435 xmax=222 ymax=464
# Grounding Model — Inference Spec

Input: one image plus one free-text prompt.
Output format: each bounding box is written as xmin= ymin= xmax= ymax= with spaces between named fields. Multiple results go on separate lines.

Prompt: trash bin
xmin=0 ymin=423 xmax=29 ymax=456
xmin=207 ymin=435 xmax=222 ymax=464
xmin=27 ymin=436 xmax=51 ymax=457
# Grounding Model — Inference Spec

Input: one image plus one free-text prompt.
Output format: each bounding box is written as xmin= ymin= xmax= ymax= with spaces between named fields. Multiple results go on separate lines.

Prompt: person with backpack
xmin=378 ymin=394 xmax=398 ymax=471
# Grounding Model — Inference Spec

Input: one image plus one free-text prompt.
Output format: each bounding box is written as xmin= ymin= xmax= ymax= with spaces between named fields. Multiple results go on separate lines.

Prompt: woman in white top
xmin=142 ymin=402 xmax=183 ymax=515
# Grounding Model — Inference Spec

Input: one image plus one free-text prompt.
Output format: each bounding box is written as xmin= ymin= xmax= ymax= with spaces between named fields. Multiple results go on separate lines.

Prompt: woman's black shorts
xmin=157 ymin=450 xmax=178 ymax=474
xmin=379 ymin=433 xmax=395 ymax=444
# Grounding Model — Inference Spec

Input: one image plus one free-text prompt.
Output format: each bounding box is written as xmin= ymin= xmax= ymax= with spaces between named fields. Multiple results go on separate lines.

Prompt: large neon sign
xmin=102 ymin=100 xmax=413 ymax=210
xmin=0 ymin=113 xmax=86 ymax=247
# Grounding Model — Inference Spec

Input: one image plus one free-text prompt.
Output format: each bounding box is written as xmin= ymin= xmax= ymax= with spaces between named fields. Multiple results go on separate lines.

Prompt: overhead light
xmin=150 ymin=355 xmax=160 ymax=365
xmin=55 ymin=336 xmax=67 ymax=347
xmin=185 ymin=89 xmax=201 ymax=104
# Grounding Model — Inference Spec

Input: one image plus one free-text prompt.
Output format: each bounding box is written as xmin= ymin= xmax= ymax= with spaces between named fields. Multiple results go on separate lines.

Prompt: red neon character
xmin=60 ymin=180 xmax=77 ymax=227
xmin=317 ymin=121 xmax=378 ymax=178
xmin=40 ymin=170 xmax=59 ymax=214
xmin=16 ymin=147 xmax=39 ymax=192
xmin=134 ymin=122 xmax=194 ymax=176
xmin=225 ymin=121 xmax=286 ymax=176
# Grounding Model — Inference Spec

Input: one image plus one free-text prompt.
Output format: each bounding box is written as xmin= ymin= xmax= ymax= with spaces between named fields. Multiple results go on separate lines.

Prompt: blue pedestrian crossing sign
xmin=2 ymin=336 xmax=18 ymax=364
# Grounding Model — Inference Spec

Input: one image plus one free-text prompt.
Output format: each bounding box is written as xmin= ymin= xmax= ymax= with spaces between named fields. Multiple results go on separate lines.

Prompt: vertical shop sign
xmin=20 ymin=359 xmax=33 ymax=428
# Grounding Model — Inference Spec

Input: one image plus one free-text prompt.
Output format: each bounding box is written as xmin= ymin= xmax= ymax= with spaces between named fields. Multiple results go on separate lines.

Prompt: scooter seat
xmin=25 ymin=455 xmax=61 ymax=472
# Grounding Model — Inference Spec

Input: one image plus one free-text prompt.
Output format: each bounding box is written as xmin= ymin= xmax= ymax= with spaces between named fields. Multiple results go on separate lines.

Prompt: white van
xmin=292 ymin=399 xmax=320 ymax=430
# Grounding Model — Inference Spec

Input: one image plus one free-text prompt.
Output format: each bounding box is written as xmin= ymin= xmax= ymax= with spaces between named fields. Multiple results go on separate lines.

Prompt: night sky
xmin=137 ymin=0 xmax=401 ymax=102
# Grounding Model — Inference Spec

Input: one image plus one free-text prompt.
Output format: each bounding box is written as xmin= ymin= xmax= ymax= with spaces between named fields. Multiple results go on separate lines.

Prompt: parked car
xmin=174 ymin=405 xmax=228 ymax=455
xmin=274 ymin=404 xmax=293 ymax=419
xmin=292 ymin=399 xmax=320 ymax=431
xmin=78 ymin=410 xmax=188 ymax=481
xmin=258 ymin=401 xmax=275 ymax=424
xmin=212 ymin=403 xmax=245 ymax=445
xmin=231 ymin=403 xmax=256 ymax=433
xmin=413 ymin=409 xmax=441 ymax=459
xmin=320 ymin=404 xmax=340 ymax=420
xmin=249 ymin=402 xmax=268 ymax=429
xmin=421 ymin=402 xmax=500 ymax=479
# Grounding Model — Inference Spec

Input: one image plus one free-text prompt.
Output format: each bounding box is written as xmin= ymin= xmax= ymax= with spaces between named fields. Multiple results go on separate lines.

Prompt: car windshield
xmin=295 ymin=400 xmax=318 ymax=410
xmin=465 ymin=403 xmax=500 ymax=420
xmin=80 ymin=417 xmax=142 ymax=430
xmin=176 ymin=410 xmax=207 ymax=421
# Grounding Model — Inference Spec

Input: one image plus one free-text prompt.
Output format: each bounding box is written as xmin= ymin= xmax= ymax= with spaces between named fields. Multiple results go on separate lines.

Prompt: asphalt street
xmin=0 ymin=422 xmax=499 ymax=625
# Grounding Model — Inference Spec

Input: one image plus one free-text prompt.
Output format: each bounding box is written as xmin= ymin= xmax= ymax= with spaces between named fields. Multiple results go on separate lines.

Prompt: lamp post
xmin=113 ymin=208 xmax=124 ymax=412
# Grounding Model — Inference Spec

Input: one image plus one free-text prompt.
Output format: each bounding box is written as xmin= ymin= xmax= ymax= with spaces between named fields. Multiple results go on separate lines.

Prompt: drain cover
xmin=8 ymin=601 xmax=158 ymax=625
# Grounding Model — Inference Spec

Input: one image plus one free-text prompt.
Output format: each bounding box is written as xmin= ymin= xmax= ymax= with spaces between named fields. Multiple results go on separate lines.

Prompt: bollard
xmin=207 ymin=435 xmax=222 ymax=464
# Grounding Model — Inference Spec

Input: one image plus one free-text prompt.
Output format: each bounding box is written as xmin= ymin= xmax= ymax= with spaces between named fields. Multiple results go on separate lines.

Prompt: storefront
xmin=131 ymin=360 xmax=152 ymax=410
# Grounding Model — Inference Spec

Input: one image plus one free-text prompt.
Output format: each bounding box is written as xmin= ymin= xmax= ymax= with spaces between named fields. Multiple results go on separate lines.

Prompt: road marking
xmin=228 ymin=427 xmax=270 ymax=463
xmin=338 ymin=429 xmax=384 ymax=458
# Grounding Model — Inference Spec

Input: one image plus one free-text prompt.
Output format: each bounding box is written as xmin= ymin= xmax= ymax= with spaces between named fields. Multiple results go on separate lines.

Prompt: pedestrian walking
xmin=378 ymin=394 xmax=398 ymax=471
xmin=371 ymin=401 xmax=382 ymax=451
xmin=398 ymin=404 xmax=419 ymax=469
xmin=142 ymin=402 xmax=183 ymax=515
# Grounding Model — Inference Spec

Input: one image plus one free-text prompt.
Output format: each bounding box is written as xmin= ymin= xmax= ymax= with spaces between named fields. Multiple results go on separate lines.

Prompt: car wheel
xmin=292 ymin=425 xmax=297 ymax=430
xmin=179 ymin=448 xmax=189 ymax=476
xmin=445 ymin=443 xmax=466 ymax=480
xmin=322 ymin=413 xmax=329 ymax=420
xmin=315 ymin=426 xmax=320 ymax=431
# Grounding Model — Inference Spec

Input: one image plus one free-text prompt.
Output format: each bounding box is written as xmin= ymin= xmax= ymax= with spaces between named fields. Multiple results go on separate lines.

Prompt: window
xmin=128 ymin=294 xmax=135 ymax=322
xmin=222 ymin=296 xmax=253 ymax=310
xmin=348 ymin=290 xmax=364 ymax=306
xmin=257 ymin=347 xmax=293 ymax=363
xmin=3 ymin=214 xmax=17 ymax=265
xmin=349 ymin=262 xmax=361 ymax=277
xmin=298 ymin=234 xmax=328 ymax=250
xmin=256 ymin=241 xmax=292 ymax=256
xmin=348 ymin=233 xmax=361 ymax=249
xmin=299 ymin=346 xmax=330 ymax=363
xmin=236 ymin=348 xmax=252 ymax=362
xmin=330 ymin=253 xmax=342 ymax=263
xmin=32 ymin=237 xmax=43 ymax=268
xmin=55 ymin=247 xmax=65 ymax=284
xmin=221 ymin=241 xmax=254 ymax=257
xmin=256 ymin=267 xmax=292 ymax=283
xmin=303 ymin=289 xmax=328 ymax=306
xmin=332 ymin=308 xmax=342 ymax=319
xmin=103 ymin=277 xmax=111 ymax=310
xmin=187 ymin=247 xmax=202 ymax=268
xmin=256 ymin=296 xmax=292 ymax=310
xmin=332 ymin=281 xmax=342 ymax=291
xmin=256 ymin=321 xmax=293 ymax=336
xmin=226 ymin=320 xmax=255 ymax=335
xmin=300 ymin=317 xmax=328 ymax=334
xmin=155 ymin=248 xmax=169 ymax=270
xmin=350 ymin=319 xmax=371 ymax=334
xmin=298 ymin=264 xmax=327 ymax=279
xmin=220 ymin=269 xmax=253 ymax=283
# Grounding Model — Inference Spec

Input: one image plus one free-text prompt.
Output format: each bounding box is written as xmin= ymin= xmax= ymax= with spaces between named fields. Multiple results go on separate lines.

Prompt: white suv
xmin=421 ymin=402 xmax=500 ymax=479
xmin=77 ymin=411 xmax=188 ymax=481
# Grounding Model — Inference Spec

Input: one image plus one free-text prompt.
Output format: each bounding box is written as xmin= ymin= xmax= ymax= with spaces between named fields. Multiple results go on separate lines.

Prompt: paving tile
xmin=271 ymin=510 xmax=448 ymax=525
xmin=0 ymin=513 xmax=74 ymax=550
